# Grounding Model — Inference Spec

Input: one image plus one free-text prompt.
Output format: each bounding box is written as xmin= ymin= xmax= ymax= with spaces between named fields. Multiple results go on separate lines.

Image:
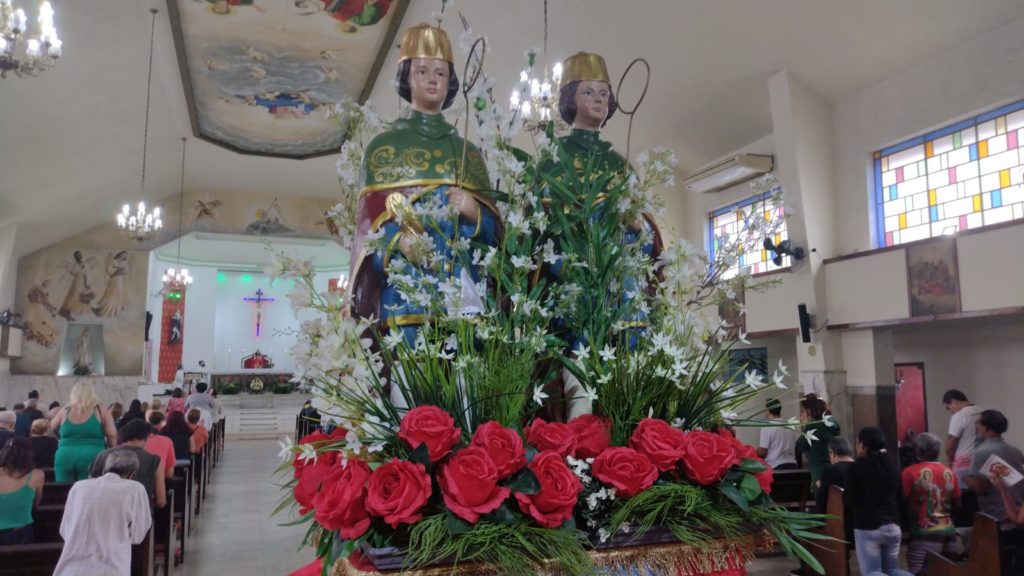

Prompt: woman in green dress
xmin=795 ymin=395 xmax=841 ymax=496
xmin=50 ymin=381 xmax=117 ymax=482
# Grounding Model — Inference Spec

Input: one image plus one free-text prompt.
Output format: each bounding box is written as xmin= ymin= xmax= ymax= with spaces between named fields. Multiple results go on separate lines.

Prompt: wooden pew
xmin=926 ymin=512 xmax=1002 ymax=576
xmin=152 ymin=488 xmax=175 ymax=576
xmin=0 ymin=542 xmax=64 ymax=576
xmin=40 ymin=481 xmax=72 ymax=506
xmin=769 ymin=468 xmax=812 ymax=511
xmin=807 ymin=485 xmax=848 ymax=576
xmin=40 ymin=467 xmax=55 ymax=482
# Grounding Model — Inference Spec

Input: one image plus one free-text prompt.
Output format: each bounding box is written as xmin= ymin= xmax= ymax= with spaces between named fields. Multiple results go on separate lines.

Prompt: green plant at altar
xmin=271 ymin=42 xmax=821 ymax=574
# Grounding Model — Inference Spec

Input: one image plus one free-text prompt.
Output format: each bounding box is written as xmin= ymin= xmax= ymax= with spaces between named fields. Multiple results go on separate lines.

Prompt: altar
xmin=210 ymin=370 xmax=293 ymax=393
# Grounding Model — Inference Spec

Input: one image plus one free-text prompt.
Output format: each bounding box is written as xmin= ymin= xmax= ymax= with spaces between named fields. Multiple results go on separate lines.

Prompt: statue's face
xmin=573 ymin=80 xmax=611 ymax=130
xmin=408 ymin=58 xmax=449 ymax=113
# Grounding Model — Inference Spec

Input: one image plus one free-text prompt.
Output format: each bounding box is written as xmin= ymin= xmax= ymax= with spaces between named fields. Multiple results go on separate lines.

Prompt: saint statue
xmin=168 ymin=310 xmax=183 ymax=345
xmin=545 ymin=52 xmax=662 ymax=419
xmin=73 ymin=328 xmax=93 ymax=376
xmin=348 ymin=23 xmax=500 ymax=352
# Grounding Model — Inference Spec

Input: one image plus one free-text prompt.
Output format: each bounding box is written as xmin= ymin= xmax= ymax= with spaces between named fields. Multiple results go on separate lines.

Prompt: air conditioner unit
xmin=683 ymin=154 xmax=774 ymax=193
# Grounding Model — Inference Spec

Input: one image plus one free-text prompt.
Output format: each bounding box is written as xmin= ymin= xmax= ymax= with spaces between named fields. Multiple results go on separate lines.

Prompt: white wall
xmin=892 ymin=316 xmax=1024 ymax=448
xmin=833 ymin=17 xmax=1024 ymax=256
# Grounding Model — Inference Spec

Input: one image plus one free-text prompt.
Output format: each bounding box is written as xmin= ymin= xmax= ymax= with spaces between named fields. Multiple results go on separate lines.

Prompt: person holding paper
xmin=965 ymin=410 xmax=1024 ymax=524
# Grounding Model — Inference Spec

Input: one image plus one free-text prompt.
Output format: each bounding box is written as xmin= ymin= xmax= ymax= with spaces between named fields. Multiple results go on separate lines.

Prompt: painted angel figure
xmin=93 ymin=251 xmax=132 ymax=318
xmin=57 ymin=250 xmax=97 ymax=321
xmin=25 ymin=279 xmax=59 ymax=347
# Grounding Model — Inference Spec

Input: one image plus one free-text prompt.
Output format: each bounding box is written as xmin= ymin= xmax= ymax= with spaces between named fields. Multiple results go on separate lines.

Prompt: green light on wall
xmin=240 ymin=274 xmax=252 ymax=283
xmin=216 ymin=273 xmax=226 ymax=283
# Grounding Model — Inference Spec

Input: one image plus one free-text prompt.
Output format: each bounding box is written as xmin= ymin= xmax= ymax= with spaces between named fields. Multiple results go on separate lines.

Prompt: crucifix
xmin=242 ymin=288 xmax=275 ymax=337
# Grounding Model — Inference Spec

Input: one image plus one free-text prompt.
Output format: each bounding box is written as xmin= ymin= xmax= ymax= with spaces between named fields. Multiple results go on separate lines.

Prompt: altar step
xmin=221 ymin=394 xmax=310 ymax=440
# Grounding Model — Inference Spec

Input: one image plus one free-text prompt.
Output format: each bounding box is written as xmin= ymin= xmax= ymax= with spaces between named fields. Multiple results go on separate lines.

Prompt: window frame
xmin=707 ymin=188 xmax=788 ymax=278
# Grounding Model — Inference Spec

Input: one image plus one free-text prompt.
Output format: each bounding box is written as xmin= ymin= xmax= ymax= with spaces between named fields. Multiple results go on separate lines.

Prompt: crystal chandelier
xmin=508 ymin=0 xmax=565 ymax=133
xmin=0 ymin=0 xmax=62 ymax=79
xmin=115 ymin=8 xmax=163 ymax=242
xmin=163 ymin=138 xmax=193 ymax=294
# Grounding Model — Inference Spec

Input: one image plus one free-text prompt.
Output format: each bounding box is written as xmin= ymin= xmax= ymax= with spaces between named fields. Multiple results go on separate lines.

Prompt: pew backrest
xmin=926 ymin=512 xmax=1001 ymax=576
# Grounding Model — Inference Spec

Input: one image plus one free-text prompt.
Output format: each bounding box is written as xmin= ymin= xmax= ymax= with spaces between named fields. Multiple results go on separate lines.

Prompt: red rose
xmin=680 ymin=430 xmax=739 ymax=486
xmin=629 ymin=418 xmax=689 ymax=472
xmin=592 ymin=447 xmax=658 ymax=498
xmin=293 ymin=428 xmax=345 ymax=479
xmin=313 ymin=458 xmax=372 ymax=538
xmin=439 ymin=446 xmax=511 ymax=523
xmin=293 ymin=456 xmax=337 ymax=515
xmin=525 ymin=418 xmax=577 ymax=458
xmin=366 ymin=460 xmax=432 ymax=528
xmin=515 ymin=451 xmax=583 ymax=528
xmin=567 ymin=414 xmax=611 ymax=459
xmin=399 ymin=406 xmax=462 ymax=463
xmin=470 ymin=421 xmax=526 ymax=478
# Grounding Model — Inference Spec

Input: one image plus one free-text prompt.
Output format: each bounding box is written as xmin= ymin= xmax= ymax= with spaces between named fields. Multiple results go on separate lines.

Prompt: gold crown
xmin=561 ymin=52 xmax=610 ymax=85
xmin=398 ymin=23 xmax=453 ymax=63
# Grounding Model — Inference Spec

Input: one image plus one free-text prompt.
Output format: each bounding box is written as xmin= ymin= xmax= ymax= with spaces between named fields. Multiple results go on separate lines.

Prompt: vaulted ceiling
xmin=3 ymin=0 xmax=1024 ymax=258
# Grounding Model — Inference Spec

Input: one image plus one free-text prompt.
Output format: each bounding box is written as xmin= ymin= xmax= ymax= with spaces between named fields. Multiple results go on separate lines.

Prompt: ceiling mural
xmin=168 ymin=0 xmax=409 ymax=159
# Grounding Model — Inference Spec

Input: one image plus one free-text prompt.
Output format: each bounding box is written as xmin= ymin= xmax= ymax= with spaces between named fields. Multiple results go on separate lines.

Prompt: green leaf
xmin=408 ymin=442 xmax=432 ymax=469
xmin=718 ymin=484 xmax=750 ymax=511
xmin=445 ymin=510 xmax=474 ymax=535
xmin=736 ymin=458 xmax=768 ymax=474
xmin=481 ymin=503 xmax=518 ymax=525
xmin=560 ymin=516 xmax=576 ymax=530
xmin=279 ymin=510 xmax=315 ymax=527
xmin=501 ymin=467 xmax=540 ymax=495
xmin=739 ymin=473 xmax=763 ymax=501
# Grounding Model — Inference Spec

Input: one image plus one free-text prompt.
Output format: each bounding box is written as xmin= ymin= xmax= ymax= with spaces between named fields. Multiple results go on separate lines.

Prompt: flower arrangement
xmin=249 ymin=377 xmax=265 ymax=394
xmin=275 ymin=46 xmax=820 ymax=574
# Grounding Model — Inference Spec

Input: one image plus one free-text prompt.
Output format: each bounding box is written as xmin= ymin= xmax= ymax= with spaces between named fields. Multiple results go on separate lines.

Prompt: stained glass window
xmin=708 ymin=191 xmax=789 ymax=279
xmin=875 ymin=99 xmax=1024 ymax=247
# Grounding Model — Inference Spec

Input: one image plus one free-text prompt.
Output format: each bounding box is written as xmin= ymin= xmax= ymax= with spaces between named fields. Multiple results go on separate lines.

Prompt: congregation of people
xmin=0 ymin=381 xmax=224 ymax=575
xmin=768 ymin=389 xmax=1024 ymax=576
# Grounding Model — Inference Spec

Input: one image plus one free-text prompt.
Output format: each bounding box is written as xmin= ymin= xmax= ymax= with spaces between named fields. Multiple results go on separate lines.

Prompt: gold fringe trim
xmin=331 ymin=535 xmax=767 ymax=575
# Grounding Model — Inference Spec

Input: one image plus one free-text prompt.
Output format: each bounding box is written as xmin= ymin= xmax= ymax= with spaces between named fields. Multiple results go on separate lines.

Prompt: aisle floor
xmin=182 ymin=438 xmax=312 ymax=575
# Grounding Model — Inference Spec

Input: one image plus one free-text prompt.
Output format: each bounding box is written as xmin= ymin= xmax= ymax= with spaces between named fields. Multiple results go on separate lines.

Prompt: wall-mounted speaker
xmin=145 ymin=311 xmax=153 ymax=342
xmin=798 ymin=303 xmax=812 ymax=343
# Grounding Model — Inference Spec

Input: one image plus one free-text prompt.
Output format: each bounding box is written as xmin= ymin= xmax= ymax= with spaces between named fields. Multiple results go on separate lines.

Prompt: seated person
xmin=116 ymin=400 xmax=146 ymax=430
xmin=12 ymin=403 xmax=31 ymax=437
xmin=145 ymin=398 xmax=163 ymax=422
xmin=108 ymin=402 xmax=125 ymax=427
xmin=0 ymin=411 xmax=18 ymax=448
xmin=29 ymin=418 xmax=58 ymax=469
xmin=54 ymin=450 xmax=152 ymax=576
xmin=161 ymin=411 xmax=195 ymax=462
xmin=816 ymin=436 xmax=855 ymax=514
xmin=0 ymin=437 xmax=44 ymax=545
xmin=89 ymin=419 xmax=167 ymax=508
xmin=186 ymin=409 xmax=209 ymax=453
xmin=902 ymin=432 xmax=961 ymax=574
xmin=185 ymin=382 xmax=216 ymax=413
xmin=144 ymin=411 xmax=175 ymax=479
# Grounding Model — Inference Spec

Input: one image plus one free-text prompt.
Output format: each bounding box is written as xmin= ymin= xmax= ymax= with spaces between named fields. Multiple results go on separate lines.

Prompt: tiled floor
xmin=183 ymin=439 xmax=856 ymax=576
xmin=182 ymin=438 xmax=313 ymax=575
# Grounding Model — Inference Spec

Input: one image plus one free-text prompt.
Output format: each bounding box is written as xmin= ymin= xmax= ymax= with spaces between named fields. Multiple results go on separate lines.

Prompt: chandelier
xmin=115 ymin=8 xmax=163 ymax=242
xmin=508 ymin=0 xmax=565 ymax=133
xmin=163 ymin=138 xmax=193 ymax=294
xmin=0 ymin=1 xmax=62 ymax=79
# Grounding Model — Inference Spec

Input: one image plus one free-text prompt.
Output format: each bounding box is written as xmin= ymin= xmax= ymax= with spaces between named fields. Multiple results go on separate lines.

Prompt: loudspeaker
xmin=145 ymin=311 xmax=153 ymax=342
xmin=798 ymin=303 xmax=812 ymax=343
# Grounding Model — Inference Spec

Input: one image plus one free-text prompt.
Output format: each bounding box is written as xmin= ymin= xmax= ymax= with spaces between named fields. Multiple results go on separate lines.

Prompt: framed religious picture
xmin=906 ymin=238 xmax=961 ymax=317
xmin=183 ymin=371 xmax=205 ymax=387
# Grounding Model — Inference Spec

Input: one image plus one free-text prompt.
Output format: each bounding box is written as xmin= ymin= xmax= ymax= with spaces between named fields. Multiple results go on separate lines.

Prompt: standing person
xmin=185 ymin=381 xmax=215 ymax=413
xmin=47 ymin=401 xmax=61 ymax=420
xmin=944 ymin=389 xmax=983 ymax=482
xmin=166 ymin=387 xmax=186 ymax=416
xmin=795 ymin=396 xmax=840 ymax=495
xmin=50 ymin=381 xmax=117 ymax=482
xmin=0 ymin=411 xmax=17 ymax=446
xmin=816 ymin=436 xmax=856 ymax=514
xmin=844 ymin=427 xmax=913 ymax=576
xmin=53 ymin=450 xmax=152 ymax=576
xmin=758 ymin=398 xmax=797 ymax=470
xmin=29 ymin=419 xmax=58 ymax=469
xmin=0 ymin=438 xmax=44 ymax=545
xmin=90 ymin=420 xmax=166 ymax=508
xmin=902 ymin=432 xmax=961 ymax=575
xmin=965 ymin=410 xmax=1024 ymax=523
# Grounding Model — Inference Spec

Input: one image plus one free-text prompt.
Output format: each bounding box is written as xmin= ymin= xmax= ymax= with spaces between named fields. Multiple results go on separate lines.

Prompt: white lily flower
xmin=533 ymin=385 xmax=549 ymax=406
xmin=823 ymin=414 xmax=836 ymax=429
xmin=599 ymin=344 xmax=616 ymax=362
xmin=581 ymin=386 xmax=599 ymax=403
xmin=803 ymin=428 xmax=819 ymax=445
xmin=744 ymin=369 xmax=764 ymax=390
xmin=276 ymin=436 xmax=294 ymax=462
xmin=574 ymin=344 xmax=591 ymax=361
xmin=738 ymin=331 xmax=751 ymax=345
xmin=777 ymin=359 xmax=790 ymax=376
xmin=772 ymin=370 xmax=787 ymax=389
xmin=298 ymin=443 xmax=319 ymax=465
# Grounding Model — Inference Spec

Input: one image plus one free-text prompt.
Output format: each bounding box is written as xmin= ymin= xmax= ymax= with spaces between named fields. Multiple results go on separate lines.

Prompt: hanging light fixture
xmin=116 ymin=8 xmax=163 ymax=242
xmin=508 ymin=0 xmax=564 ymax=133
xmin=162 ymin=138 xmax=193 ymax=294
xmin=0 ymin=0 xmax=62 ymax=79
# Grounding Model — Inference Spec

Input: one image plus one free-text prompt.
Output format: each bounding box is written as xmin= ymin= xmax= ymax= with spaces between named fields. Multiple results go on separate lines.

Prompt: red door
xmin=895 ymin=363 xmax=927 ymax=446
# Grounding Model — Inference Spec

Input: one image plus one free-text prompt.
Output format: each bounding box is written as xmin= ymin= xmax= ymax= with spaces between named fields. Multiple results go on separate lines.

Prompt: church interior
xmin=2 ymin=1 xmax=1024 ymax=575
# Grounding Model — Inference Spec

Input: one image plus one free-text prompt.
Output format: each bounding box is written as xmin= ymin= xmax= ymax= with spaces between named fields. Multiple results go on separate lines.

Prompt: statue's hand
xmin=447 ymin=187 xmax=481 ymax=222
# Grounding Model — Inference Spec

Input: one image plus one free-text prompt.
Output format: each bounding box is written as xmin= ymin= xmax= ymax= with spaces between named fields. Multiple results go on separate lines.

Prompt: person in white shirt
xmin=943 ymin=389 xmax=983 ymax=481
xmin=758 ymin=397 xmax=798 ymax=470
xmin=53 ymin=450 xmax=152 ymax=576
